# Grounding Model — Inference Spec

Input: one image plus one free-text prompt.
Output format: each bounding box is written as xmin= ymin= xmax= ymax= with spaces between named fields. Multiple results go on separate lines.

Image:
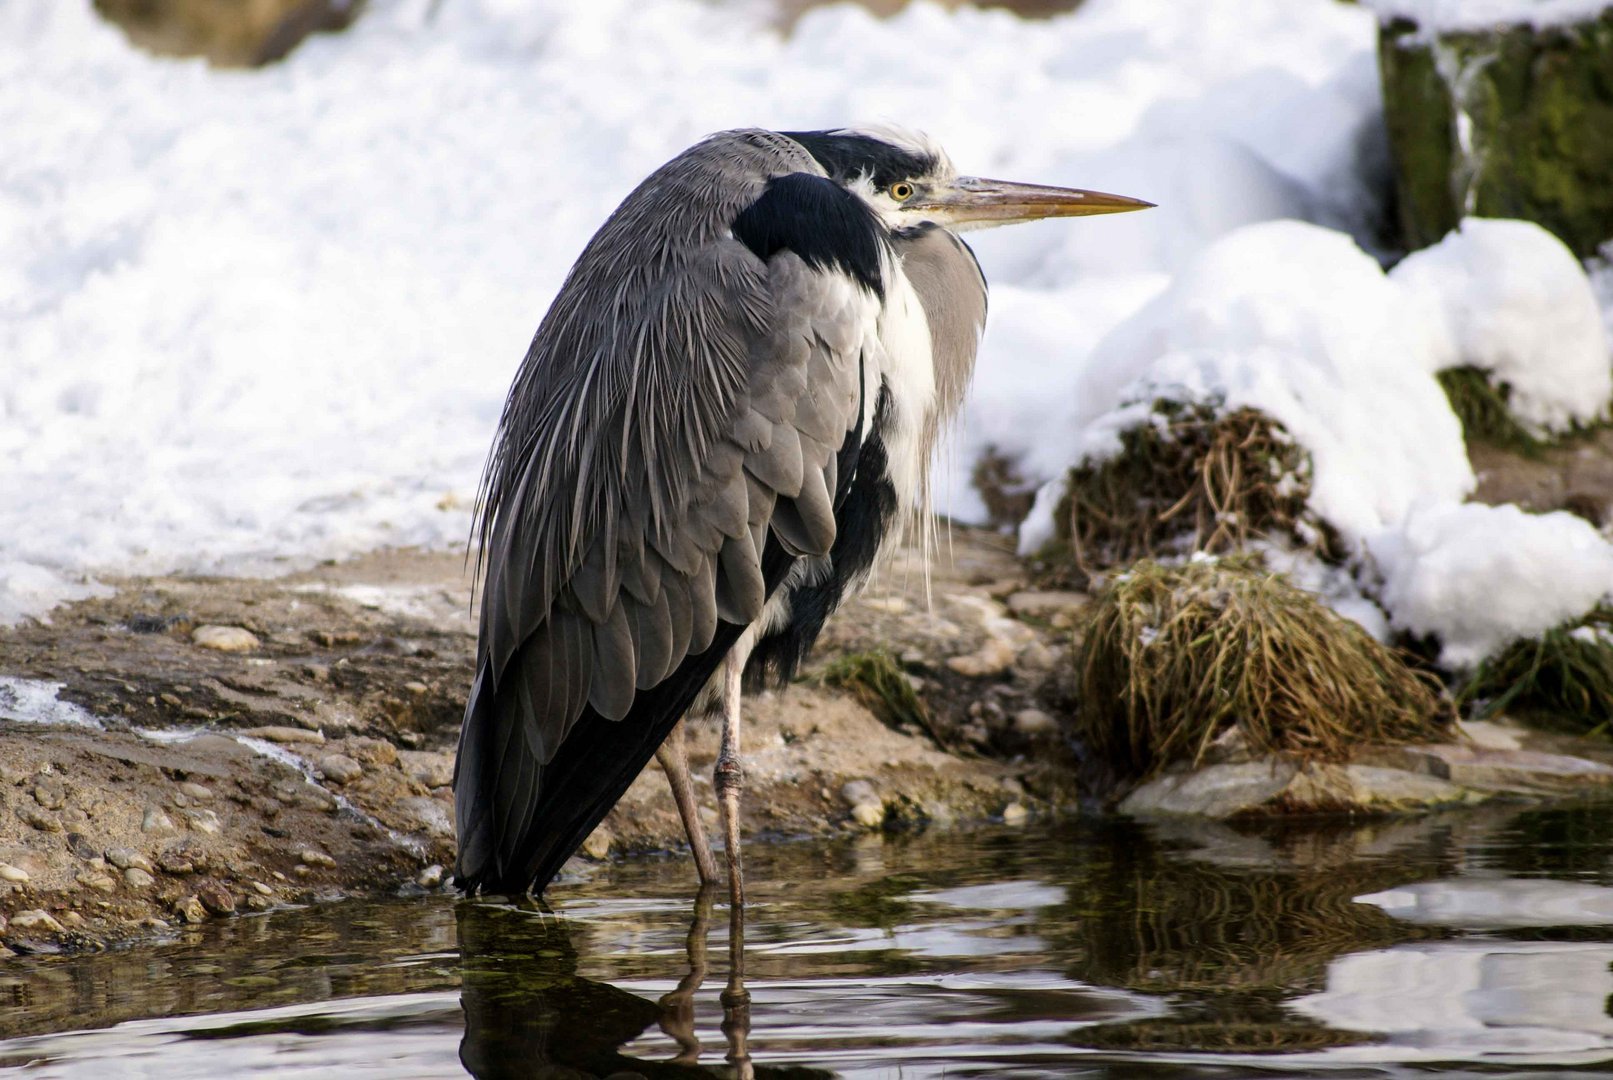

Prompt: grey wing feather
xmin=458 ymin=128 xmax=879 ymax=887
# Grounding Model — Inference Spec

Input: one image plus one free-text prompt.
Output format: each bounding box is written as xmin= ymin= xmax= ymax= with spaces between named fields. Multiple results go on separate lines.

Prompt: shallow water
xmin=10 ymin=802 xmax=1613 ymax=1076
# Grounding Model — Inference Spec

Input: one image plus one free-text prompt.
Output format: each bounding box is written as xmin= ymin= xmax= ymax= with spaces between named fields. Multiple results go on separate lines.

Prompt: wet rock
xmin=0 ymin=863 xmax=30 ymax=884
xmin=174 ymin=895 xmax=207 ymax=923
xmin=297 ymin=847 xmax=336 ymax=868
xmin=316 ymin=753 xmax=363 ymax=785
xmin=142 ymin=805 xmax=177 ymax=835
xmin=10 ymin=909 xmax=65 ymax=934
xmin=241 ymin=725 xmax=325 ymax=745
xmin=31 ymin=775 xmax=67 ymax=809
xmin=124 ymin=867 xmax=155 ymax=889
xmin=192 ymin=624 xmax=261 ymax=652
xmin=106 ymin=847 xmax=155 ymax=873
xmin=1394 ymin=744 xmax=1613 ymax=794
xmin=197 ymin=882 xmax=236 ymax=915
xmin=19 ymin=805 xmax=62 ymax=833
xmin=1120 ymin=759 xmax=1477 ymax=819
xmin=397 ymin=796 xmax=453 ymax=838
xmin=417 ymin=864 xmax=444 ymax=889
xmin=399 ymin=749 xmax=453 ymax=789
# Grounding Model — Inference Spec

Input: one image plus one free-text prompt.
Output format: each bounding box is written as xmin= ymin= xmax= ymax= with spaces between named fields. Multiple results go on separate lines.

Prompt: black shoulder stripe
xmin=732 ymin=173 xmax=885 ymax=298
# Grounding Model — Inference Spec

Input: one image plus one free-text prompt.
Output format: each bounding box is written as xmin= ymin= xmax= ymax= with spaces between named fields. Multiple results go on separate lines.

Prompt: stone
xmin=106 ymin=847 xmax=155 ymax=873
xmin=76 ymin=870 xmax=118 ymax=893
xmin=250 ymin=880 xmax=273 ymax=896
xmin=851 ymin=801 xmax=886 ymax=828
xmin=10 ymin=909 xmax=65 ymax=934
xmin=416 ymin=864 xmax=444 ymax=889
xmin=297 ymin=847 xmax=336 ymax=868
xmin=345 ymin=737 xmax=399 ymax=768
xmin=581 ymin=828 xmax=612 ymax=860
xmin=0 ymin=863 xmax=28 ymax=883
xmin=1006 ymin=590 xmax=1088 ymax=619
xmin=946 ymin=637 xmax=1019 ymax=678
xmin=1120 ymin=758 xmax=1478 ymax=819
xmin=198 ymin=883 xmax=237 ymax=915
xmin=19 ymin=806 xmax=62 ymax=832
xmin=31 ymin=775 xmax=67 ymax=809
xmin=240 ymin=725 xmax=325 ymax=745
xmin=1001 ymin=801 xmax=1029 ymax=826
xmin=1012 ymin=708 xmax=1057 ymax=736
xmin=157 ymin=843 xmax=199 ymax=875
xmin=1121 ymin=760 xmax=1303 ymax=818
xmin=192 ymin=625 xmax=261 ymax=652
xmin=316 ymin=753 xmax=363 ymax=785
xmin=61 ymin=807 xmax=90 ymax=830
xmin=124 ymin=867 xmax=155 ymax=889
xmin=65 ymin=832 xmax=98 ymax=859
xmin=142 ymin=806 xmax=177 ymax=834
xmin=185 ymin=808 xmax=223 ymax=835
xmin=174 ymin=895 xmax=208 ymax=923
xmin=397 ymin=796 xmax=453 ymax=838
xmin=399 ymin=750 xmax=454 ymax=789
xmin=178 ymin=782 xmax=214 ymax=801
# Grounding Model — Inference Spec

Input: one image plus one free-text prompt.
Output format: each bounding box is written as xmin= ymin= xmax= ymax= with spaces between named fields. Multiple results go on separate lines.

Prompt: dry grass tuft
xmin=1076 ymin=558 xmax=1450 ymax=778
xmin=1460 ymin=607 xmax=1613 ymax=733
xmin=1057 ymin=400 xmax=1330 ymax=581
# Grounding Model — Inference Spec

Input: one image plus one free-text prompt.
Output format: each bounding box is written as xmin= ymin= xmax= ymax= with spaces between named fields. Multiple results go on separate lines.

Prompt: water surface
xmin=8 ymin=802 xmax=1613 ymax=1076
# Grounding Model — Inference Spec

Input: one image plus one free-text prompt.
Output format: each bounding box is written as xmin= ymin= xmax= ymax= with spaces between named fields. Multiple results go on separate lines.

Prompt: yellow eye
xmin=889 ymin=182 xmax=915 ymax=201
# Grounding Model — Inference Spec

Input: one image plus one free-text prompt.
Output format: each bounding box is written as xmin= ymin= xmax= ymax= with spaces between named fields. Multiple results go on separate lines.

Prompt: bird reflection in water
xmin=457 ymin=893 xmax=809 ymax=1078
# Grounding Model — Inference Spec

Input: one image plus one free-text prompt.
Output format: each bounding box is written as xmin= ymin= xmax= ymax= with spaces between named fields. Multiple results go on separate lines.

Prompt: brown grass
xmin=1075 ymin=557 xmax=1450 ymax=779
xmin=1056 ymin=401 xmax=1332 ymax=582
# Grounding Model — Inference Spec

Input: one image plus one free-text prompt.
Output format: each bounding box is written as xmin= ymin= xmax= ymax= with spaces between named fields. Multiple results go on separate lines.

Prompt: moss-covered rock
xmin=1378 ymin=11 xmax=1613 ymax=257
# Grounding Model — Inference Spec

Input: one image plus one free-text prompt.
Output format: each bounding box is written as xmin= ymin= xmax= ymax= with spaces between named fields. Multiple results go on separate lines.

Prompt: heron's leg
xmin=715 ymin=651 xmax=746 ymax=907
xmin=721 ymin=898 xmax=753 ymax=1079
xmin=656 ymin=721 xmax=718 ymax=885
xmin=657 ymin=884 xmax=715 ymax=1064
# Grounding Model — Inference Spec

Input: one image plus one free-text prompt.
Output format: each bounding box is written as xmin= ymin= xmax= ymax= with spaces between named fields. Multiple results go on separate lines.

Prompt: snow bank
xmin=1053 ymin=218 xmax=1613 ymax=667
xmin=2 ymin=0 xmax=1385 ymax=620
xmin=1363 ymin=0 xmax=1613 ymax=33
xmin=1392 ymin=218 xmax=1610 ymax=434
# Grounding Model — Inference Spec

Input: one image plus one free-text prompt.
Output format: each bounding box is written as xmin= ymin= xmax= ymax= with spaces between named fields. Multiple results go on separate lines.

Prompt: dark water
xmin=8 ymin=802 xmax=1613 ymax=1077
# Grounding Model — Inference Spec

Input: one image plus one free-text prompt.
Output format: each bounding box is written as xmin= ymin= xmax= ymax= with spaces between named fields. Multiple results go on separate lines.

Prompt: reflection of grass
xmin=1076 ymin=558 xmax=1449 ymax=778
xmin=1460 ymin=607 xmax=1613 ymax=733
xmin=1075 ymin=1016 xmax=1376 ymax=1052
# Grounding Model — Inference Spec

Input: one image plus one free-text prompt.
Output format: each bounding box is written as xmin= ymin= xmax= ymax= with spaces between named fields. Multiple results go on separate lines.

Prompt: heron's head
xmin=782 ymin=124 xmax=1153 ymax=233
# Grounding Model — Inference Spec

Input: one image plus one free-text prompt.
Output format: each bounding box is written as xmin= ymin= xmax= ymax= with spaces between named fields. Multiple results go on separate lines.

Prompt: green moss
xmin=820 ymin=649 xmax=940 ymax=742
xmin=1380 ymin=11 xmax=1613 ymax=256
xmin=1437 ymin=366 xmax=1546 ymax=453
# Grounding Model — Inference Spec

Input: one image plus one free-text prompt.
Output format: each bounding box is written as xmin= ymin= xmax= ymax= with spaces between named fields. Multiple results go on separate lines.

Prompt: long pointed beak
xmin=915 ymin=176 xmax=1154 ymax=230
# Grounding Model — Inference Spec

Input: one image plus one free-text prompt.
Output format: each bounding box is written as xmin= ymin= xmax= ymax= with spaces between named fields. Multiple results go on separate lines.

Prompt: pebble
xmin=124 ymin=868 xmax=155 ymax=889
xmin=581 ymin=828 xmax=612 ymax=860
xmin=1005 ymin=589 xmax=1088 ymax=619
xmin=316 ymin=753 xmax=363 ymax=785
xmin=241 ymin=726 xmax=325 ymax=745
xmin=192 ymin=625 xmax=261 ymax=652
xmin=185 ymin=809 xmax=223 ymax=835
xmin=345 ymin=737 xmax=399 ymax=768
xmin=179 ymin=782 xmax=214 ymax=801
xmin=65 ymin=833 xmax=98 ymax=859
xmin=31 ymin=775 xmax=67 ymax=809
xmin=10 ymin=909 xmax=65 ymax=934
xmin=250 ymin=880 xmax=273 ymax=896
xmin=197 ymin=883 xmax=236 ymax=915
xmin=945 ymin=637 xmax=1019 ymax=678
xmin=1013 ymin=709 xmax=1057 ymax=736
xmin=19 ymin=806 xmax=62 ymax=833
xmin=404 ymin=681 xmax=430 ymax=695
xmin=76 ymin=870 xmax=118 ymax=893
xmin=297 ymin=847 xmax=337 ymax=868
xmin=61 ymin=807 xmax=90 ymax=829
xmin=174 ymin=895 xmax=207 ymax=923
xmin=416 ymin=864 xmax=444 ymax=889
xmin=106 ymin=847 xmax=155 ymax=873
xmin=399 ymin=750 xmax=454 ymax=789
xmin=0 ymin=863 xmax=29 ymax=884
xmin=841 ymin=780 xmax=885 ymax=829
xmin=157 ymin=844 xmax=198 ymax=875
xmin=1001 ymin=802 xmax=1030 ymax=826
xmin=142 ymin=806 xmax=177 ymax=835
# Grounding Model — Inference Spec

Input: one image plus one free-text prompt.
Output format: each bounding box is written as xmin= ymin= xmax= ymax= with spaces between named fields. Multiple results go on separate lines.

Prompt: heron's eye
xmin=889 ymin=182 xmax=915 ymax=202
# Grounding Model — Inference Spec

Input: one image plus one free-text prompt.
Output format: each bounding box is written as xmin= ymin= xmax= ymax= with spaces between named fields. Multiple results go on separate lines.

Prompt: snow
xmin=1369 ymin=502 xmax=1613 ymax=667
xmin=1362 ymin=0 xmax=1613 ymax=34
xmin=3 ymin=0 xmax=1612 ymax=671
xmin=0 ymin=677 xmax=104 ymax=729
xmin=2 ymin=0 xmax=1383 ymax=621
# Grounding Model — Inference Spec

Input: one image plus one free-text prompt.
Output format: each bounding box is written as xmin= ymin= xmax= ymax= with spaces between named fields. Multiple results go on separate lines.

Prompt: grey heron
xmin=453 ymin=126 xmax=1151 ymax=903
